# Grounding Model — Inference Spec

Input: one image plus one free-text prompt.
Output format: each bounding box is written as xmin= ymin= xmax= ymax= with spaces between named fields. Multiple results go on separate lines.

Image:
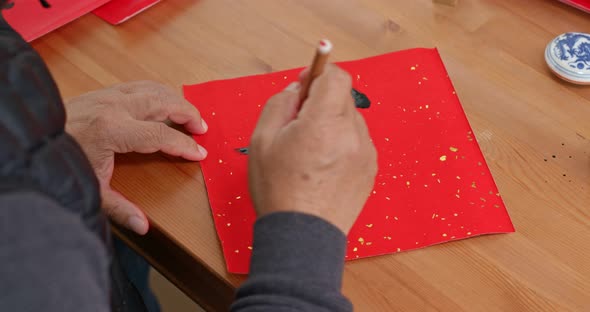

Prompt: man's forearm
xmin=231 ymin=212 xmax=353 ymax=312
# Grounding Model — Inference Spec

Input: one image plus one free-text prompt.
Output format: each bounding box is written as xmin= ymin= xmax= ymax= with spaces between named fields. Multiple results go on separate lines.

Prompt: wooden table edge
xmin=112 ymin=223 xmax=236 ymax=312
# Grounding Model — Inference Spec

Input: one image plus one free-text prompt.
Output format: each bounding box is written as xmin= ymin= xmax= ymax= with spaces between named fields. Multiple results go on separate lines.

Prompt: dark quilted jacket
xmin=0 ymin=3 xmax=146 ymax=311
xmin=0 ymin=3 xmax=105 ymax=240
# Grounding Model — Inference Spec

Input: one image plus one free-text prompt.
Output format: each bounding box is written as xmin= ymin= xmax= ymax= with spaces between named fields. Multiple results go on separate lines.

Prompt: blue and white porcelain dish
xmin=545 ymin=32 xmax=590 ymax=85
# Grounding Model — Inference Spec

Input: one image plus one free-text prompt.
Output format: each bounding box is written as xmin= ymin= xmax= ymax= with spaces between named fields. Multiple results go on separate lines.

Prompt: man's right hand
xmin=248 ymin=64 xmax=377 ymax=235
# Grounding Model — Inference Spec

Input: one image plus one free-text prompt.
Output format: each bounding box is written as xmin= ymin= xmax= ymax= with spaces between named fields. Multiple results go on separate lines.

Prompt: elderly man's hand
xmin=249 ymin=65 xmax=377 ymax=234
xmin=65 ymin=81 xmax=208 ymax=235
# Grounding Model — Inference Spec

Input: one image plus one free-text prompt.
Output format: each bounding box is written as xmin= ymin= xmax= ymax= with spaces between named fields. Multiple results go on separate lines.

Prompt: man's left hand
xmin=65 ymin=81 xmax=208 ymax=235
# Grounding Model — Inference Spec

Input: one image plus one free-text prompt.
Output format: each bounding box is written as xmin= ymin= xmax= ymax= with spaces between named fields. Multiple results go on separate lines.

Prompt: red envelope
xmin=184 ymin=48 xmax=515 ymax=274
xmin=4 ymin=0 xmax=111 ymax=42
xmin=93 ymin=0 xmax=161 ymax=25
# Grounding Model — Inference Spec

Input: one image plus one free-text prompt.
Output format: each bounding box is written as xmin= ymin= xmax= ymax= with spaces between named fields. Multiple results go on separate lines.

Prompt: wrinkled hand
xmin=249 ymin=65 xmax=377 ymax=234
xmin=65 ymin=81 xmax=208 ymax=235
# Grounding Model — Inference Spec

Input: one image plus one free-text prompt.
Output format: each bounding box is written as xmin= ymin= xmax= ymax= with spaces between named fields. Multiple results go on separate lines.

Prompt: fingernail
xmin=128 ymin=216 xmax=147 ymax=234
xmin=197 ymin=144 xmax=208 ymax=158
xmin=201 ymin=119 xmax=208 ymax=132
xmin=285 ymin=82 xmax=300 ymax=92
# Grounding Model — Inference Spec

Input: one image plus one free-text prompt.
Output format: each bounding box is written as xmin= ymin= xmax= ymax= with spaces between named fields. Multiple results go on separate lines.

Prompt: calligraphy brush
xmin=298 ymin=39 xmax=332 ymax=103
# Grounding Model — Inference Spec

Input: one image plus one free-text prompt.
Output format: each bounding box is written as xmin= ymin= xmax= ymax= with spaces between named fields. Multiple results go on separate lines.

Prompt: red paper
xmin=94 ymin=0 xmax=161 ymax=25
xmin=559 ymin=0 xmax=590 ymax=13
xmin=4 ymin=0 xmax=111 ymax=42
xmin=184 ymin=48 xmax=515 ymax=274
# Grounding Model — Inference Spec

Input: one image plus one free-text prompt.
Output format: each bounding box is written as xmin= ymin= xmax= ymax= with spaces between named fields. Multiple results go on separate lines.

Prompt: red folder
xmin=184 ymin=48 xmax=515 ymax=274
xmin=93 ymin=0 xmax=161 ymax=25
xmin=4 ymin=0 xmax=111 ymax=42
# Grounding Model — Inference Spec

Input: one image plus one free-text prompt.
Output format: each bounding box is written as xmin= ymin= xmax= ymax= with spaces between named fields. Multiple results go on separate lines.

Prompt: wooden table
xmin=36 ymin=1 xmax=590 ymax=311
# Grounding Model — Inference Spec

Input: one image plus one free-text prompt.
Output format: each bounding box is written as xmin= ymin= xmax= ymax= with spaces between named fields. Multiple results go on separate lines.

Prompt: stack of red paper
xmin=559 ymin=0 xmax=590 ymax=13
xmin=94 ymin=0 xmax=160 ymax=25
xmin=3 ymin=0 xmax=161 ymax=42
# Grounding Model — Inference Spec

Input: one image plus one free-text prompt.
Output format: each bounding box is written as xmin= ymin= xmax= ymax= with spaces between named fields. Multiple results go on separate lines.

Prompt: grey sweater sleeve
xmin=231 ymin=212 xmax=353 ymax=312
xmin=0 ymin=191 xmax=110 ymax=312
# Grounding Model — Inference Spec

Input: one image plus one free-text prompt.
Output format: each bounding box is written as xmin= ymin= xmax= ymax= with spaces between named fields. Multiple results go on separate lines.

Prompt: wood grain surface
xmin=34 ymin=0 xmax=590 ymax=311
